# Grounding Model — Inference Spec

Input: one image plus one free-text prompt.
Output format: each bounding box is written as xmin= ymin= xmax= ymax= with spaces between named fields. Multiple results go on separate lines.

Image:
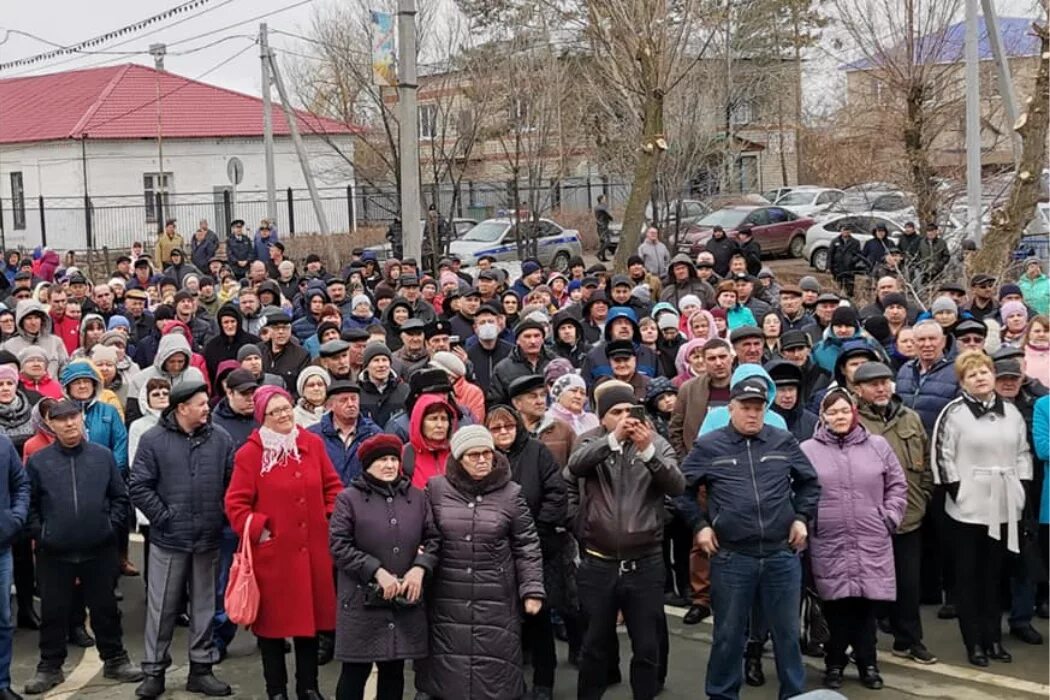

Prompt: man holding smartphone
xmin=566 ymin=380 xmax=685 ymax=700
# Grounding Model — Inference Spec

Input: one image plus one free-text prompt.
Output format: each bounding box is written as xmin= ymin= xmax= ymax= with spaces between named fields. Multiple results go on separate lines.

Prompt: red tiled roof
xmin=0 ymin=63 xmax=356 ymax=144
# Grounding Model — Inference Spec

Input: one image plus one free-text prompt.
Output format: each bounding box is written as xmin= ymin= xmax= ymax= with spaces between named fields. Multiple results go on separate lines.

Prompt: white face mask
xmin=477 ymin=322 xmax=498 ymax=341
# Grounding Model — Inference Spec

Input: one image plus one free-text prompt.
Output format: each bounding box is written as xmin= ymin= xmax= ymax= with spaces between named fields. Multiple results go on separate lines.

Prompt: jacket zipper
xmin=746 ymin=440 xmax=764 ymax=555
xmin=70 ymin=456 xmax=79 ymax=517
xmin=615 ymin=450 xmax=622 ymax=561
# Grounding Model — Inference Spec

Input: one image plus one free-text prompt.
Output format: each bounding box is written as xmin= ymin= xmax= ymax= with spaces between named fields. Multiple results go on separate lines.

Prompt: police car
xmin=448 ymin=218 xmax=583 ymax=271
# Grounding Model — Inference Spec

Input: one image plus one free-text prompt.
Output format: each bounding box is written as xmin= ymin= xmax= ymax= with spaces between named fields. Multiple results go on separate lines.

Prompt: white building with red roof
xmin=0 ymin=63 xmax=356 ymax=250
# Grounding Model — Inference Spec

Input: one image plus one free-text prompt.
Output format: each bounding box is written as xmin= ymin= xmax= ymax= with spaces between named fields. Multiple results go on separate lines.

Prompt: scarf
xmin=258 ymin=425 xmax=301 ymax=475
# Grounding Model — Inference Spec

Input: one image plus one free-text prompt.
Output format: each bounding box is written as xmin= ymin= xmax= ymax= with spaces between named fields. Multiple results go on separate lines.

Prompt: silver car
xmin=802 ymin=214 xmax=904 ymax=272
xmin=449 ymin=218 xmax=583 ymax=271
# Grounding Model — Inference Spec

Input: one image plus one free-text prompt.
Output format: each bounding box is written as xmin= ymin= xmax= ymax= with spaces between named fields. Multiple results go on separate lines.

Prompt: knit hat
xmin=0 ymin=366 xmax=18 ymax=385
xmin=237 ymin=344 xmax=263 ymax=362
xmin=253 ymin=385 xmax=293 ymax=425
xmin=429 ymin=351 xmax=466 ymax=378
xmin=830 ymin=306 xmax=859 ymax=328
xmin=450 ymin=424 xmax=495 ymax=460
xmin=595 ymin=379 xmax=636 ymax=419
xmin=107 ymin=315 xmax=130 ymax=331
xmin=881 ymin=292 xmax=908 ymax=309
xmin=100 ymin=330 xmax=127 ymax=348
xmin=678 ymin=294 xmax=702 ymax=313
xmin=439 ymin=271 xmax=459 ymax=288
xmin=358 ymin=433 xmax=404 ymax=472
xmin=1001 ymin=300 xmax=1028 ymax=322
xmin=17 ymin=346 xmax=48 ymax=365
xmin=351 ymin=294 xmax=372 ymax=311
xmin=543 ymin=358 xmax=575 ymax=386
xmin=363 ymin=343 xmax=392 ymax=368
xmin=999 ymin=283 xmax=1023 ymax=300
xmin=658 ymin=314 xmax=679 ymax=331
xmin=90 ymin=344 xmax=118 ymax=365
xmin=296 ymin=366 xmax=332 ymax=398
xmin=521 ymin=261 xmax=541 ymax=276
xmin=930 ymin=296 xmax=957 ymax=315
xmin=551 ymin=372 xmax=586 ymax=402
xmin=799 ymin=276 xmax=821 ymax=293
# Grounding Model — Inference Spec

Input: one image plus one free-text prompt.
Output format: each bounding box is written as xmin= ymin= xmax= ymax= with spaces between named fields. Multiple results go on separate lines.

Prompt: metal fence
xmin=0 ymin=176 xmax=638 ymax=253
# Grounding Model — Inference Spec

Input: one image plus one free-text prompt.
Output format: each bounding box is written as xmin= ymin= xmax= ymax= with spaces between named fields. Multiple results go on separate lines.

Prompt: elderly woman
xmin=404 ymin=394 xmax=457 ymax=489
xmin=1000 ymin=300 xmax=1029 ymax=348
xmin=801 ymin=387 xmax=907 ymax=690
xmin=294 ymin=366 xmax=331 ymax=428
xmin=546 ymin=373 xmax=598 ymax=436
xmin=686 ymin=309 xmax=716 ymax=341
xmin=127 ymin=378 xmax=171 ymax=582
xmin=673 ymin=338 xmax=707 ymax=388
xmin=18 ymin=346 xmax=61 ymax=399
xmin=416 ymin=425 xmax=545 ymax=700
xmin=225 ymin=386 xmax=344 ymax=700
xmin=329 ymin=434 xmax=439 ymax=700
xmin=0 ymin=365 xmax=36 ymax=457
xmin=931 ymin=351 xmax=1033 ymax=667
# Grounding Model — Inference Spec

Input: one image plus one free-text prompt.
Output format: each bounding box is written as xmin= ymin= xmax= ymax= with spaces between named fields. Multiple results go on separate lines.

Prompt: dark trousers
xmin=336 ymin=660 xmax=404 ymax=700
xmin=951 ymin=519 xmax=1007 ymax=650
xmin=258 ymin=635 xmax=319 ymax=696
xmin=920 ymin=488 xmax=955 ymax=605
xmin=823 ymin=597 xmax=878 ymax=669
xmin=522 ymin=605 xmax=556 ymax=689
xmin=577 ymin=552 xmax=664 ymax=700
xmin=662 ymin=512 xmax=692 ymax=599
xmin=37 ymin=546 xmax=127 ymax=671
xmin=12 ymin=537 xmax=34 ymax=619
xmin=889 ymin=529 xmax=924 ymax=650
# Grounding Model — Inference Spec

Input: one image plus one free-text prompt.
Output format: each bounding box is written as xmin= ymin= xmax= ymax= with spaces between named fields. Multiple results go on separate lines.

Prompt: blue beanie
xmin=107 ymin=315 xmax=130 ymax=331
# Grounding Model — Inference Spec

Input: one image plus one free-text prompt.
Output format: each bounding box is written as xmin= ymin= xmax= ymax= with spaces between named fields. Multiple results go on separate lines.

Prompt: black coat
xmin=129 ymin=413 xmax=235 ymax=553
xmin=329 ymin=473 xmax=439 ymax=663
xmin=417 ymin=454 xmax=544 ymax=700
xmin=358 ymin=373 xmax=410 ymax=429
xmin=211 ymin=398 xmax=257 ymax=445
xmin=704 ymin=235 xmax=740 ymax=277
xmin=261 ymin=341 xmax=311 ymax=397
xmin=202 ymin=305 xmax=261 ymax=380
xmin=828 ymin=235 xmax=863 ymax=278
xmin=466 ymin=339 xmax=514 ymax=390
xmin=488 ymin=345 xmax=555 ymax=407
xmin=738 ymin=238 xmax=763 ymax=276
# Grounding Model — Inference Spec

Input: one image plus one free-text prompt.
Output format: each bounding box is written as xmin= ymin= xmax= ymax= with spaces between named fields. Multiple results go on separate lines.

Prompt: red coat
xmin=225 ymin=428 xmax=343 ymax=638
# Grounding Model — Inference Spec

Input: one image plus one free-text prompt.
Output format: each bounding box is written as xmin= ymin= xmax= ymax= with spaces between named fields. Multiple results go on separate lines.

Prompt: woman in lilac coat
xmin=801 ymin=387 xmax=907 ymax=692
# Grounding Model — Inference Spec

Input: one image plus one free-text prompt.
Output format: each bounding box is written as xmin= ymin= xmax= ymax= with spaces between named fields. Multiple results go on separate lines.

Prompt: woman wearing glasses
xmin=225 ymin=385 xmax=344 ymax=700
xmin=415 ymin=425 xmax=545 ymax=700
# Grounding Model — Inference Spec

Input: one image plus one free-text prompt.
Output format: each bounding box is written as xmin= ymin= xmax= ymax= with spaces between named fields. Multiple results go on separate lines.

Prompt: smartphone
xmin=449 ymin=335 xmax=461 ymax=348
xmin=628 ymin=405 xmax=646 ymax=422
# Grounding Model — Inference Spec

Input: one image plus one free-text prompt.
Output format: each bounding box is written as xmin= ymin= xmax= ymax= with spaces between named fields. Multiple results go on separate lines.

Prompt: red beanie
xmin=358 ymin=433 xmax=404 ymax=472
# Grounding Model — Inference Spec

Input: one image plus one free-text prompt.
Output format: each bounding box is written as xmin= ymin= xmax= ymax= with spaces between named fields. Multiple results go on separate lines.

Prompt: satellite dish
xmin=227 ymin=157 xmax=244 ymax=185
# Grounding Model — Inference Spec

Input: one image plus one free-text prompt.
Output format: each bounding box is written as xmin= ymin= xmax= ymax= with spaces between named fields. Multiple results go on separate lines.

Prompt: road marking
xmin=43 ymin=648 xmax=103 ymax=699
xmin=662 ymin=605 xmax=1050 ymax=697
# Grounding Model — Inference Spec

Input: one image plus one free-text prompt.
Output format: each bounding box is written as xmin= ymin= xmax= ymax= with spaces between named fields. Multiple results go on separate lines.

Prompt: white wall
xmin=0 ymin=135 xmax=355 ymax=251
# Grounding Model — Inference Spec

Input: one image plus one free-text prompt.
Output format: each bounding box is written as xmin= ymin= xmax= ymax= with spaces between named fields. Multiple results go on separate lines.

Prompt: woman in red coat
xmin=225 ymin=385 xmax=343 ymax=700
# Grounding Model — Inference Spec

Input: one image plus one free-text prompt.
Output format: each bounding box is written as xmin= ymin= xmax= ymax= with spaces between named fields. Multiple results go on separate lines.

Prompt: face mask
xmin=477 ymin=322 xmax=498 ymax=341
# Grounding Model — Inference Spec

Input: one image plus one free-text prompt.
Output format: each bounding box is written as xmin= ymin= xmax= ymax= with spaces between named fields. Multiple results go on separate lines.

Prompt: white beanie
xmin=351 ymin=294 xmax=372 ymax=310
xmin=678 ymin=294 xmax=702 ymax=312
xmin=450 ymin=425 xmax=494 ymax=460
xmin=296 ymin=365 xmax=331 ymax=397
xmin=429 ymin=351 xmax=466 ymax=378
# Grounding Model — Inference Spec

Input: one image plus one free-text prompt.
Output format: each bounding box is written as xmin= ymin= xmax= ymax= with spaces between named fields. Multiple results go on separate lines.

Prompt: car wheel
xmin=789 ymin=235 xmax=806 ymax=259
xmin=551 ymin=251 xmax=570 ymax=272
xmin=811 ymin=248 xmax=828 ymax=272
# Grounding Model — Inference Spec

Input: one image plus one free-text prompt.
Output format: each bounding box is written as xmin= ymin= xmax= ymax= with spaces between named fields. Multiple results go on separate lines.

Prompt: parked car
xmin=802 ymin=214 xmax=905 ymax=272
xmin=679 ymin=205 xmax=814 ymax=257
xmin=773 ymin=187 xmax=844 ymax=217
xmin=607 ymin=199 xmax=712 ymax=251
xmin=363 ymin=218 xmax=478 ymax=260
xmin=824 ymin=189 xmax=916 ymax=224
xmin=762 ymin=187 xmax=796 ymax=203
xmin=449 ymin=218 xmax=583 ymax=271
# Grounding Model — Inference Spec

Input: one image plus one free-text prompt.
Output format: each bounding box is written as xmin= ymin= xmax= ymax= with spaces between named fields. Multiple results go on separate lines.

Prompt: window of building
xmin=144 ymin=173 xmax=173 ymax=224
xmin=10 ymin=172 xmax=25 ymax=231
xmin=419 ymin=104 xmax=438 ymax=140
xmin=730 ymin=98 xmax=754 ymax=126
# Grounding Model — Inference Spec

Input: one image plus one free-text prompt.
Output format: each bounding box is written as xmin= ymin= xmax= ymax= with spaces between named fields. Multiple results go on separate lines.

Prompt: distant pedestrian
xmin=637 ymin=227 xmax=670 ymax=277
xmin=595 ymin=195 xmax=615 ymax=261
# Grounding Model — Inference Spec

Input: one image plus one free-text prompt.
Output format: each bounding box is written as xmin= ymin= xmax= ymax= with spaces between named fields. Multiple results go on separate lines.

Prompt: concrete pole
xmin=398 ymin=0 xmax=422 ymax=263
xmin=260 ymin=23 xmax=277 ymax=221
xmin=964 ymin=0 xmax=983 ymax=243
xmin=979 ymin=0 xmax=1022 ymax=166
xmin=267 ymin=50 xmax=331 ymax=235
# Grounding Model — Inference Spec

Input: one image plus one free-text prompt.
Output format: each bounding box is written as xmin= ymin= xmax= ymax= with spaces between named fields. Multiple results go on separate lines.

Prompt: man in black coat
xmin=0 ymin=432 xmax=28 ymax=699
xmin=736 ymin=227 xmax=763 ymax=277
xmin=24 ymin=400 xmax=144 ymax=695
xmin=260 ymin=312 xmax=311 ymax=397
xmin=704 ymin=227 xmax=739 ymax=278
xmin=129 ymin=382 xmax=235 ymax=698
xmin=828 ymin=226 xmax=863 ymax=297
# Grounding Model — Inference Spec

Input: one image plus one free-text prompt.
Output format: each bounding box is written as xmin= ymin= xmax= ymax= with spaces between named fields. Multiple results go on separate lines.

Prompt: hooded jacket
xmin=202 ymin=304 xmax=261 ymax=381
xmin=125 ymin=332 xmax=207 ymax=425
xmin=580 ymin=307 xmax=660 ymax=383
xmin=549 ymin=310 xmax=590 ymax=369
xmin=2 ymin=299 xmax=69 ymax=376
xmin=307 ymin=411 xmax=383 ymax=486
xmin=60 ymin=361 xmax=128 ymax=469
xmin=404 ymin=394 xmax=456 ymax=489
xmin=659 ymin=254 xmax=716 ymax=308
xmin=698 ymin=365 xmax=788 ymax=435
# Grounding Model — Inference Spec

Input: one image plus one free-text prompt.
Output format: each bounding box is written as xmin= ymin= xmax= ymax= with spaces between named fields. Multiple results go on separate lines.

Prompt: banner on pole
xmin=371 ymin=11 xmax=397 ymax=87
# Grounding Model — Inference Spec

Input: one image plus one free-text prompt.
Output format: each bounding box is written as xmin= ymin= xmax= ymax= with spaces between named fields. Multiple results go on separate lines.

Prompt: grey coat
xmin=416 ymin=454 xmax=545 ymax=700
xmin=329 ymin=473 xmax=438 ymax=663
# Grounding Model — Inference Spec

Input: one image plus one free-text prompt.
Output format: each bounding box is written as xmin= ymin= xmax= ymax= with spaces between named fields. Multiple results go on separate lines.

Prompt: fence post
xmin=586 ymin=176 xmax=593 ymax=210
xmin=361 ymin=185 xmax=370 ymax=223
xmin=346 ymin=186 xmax=355 ymax=232
xmin=155 ymin=192 xmax=164 ymax=234
xmin=286 ymin=187 xmax=295 ymax=234
xmin=38 ymin=196 xmax=46 ymax=247
xmin=222 ymin=190 xmax=233 ymax=232
xmin=84 ymin=194 xmax=93 ymax=249
xmin=0 ymin=197 xmax=6 ymax=253
xmin=102 ymin=246 xmax=111 ymax=277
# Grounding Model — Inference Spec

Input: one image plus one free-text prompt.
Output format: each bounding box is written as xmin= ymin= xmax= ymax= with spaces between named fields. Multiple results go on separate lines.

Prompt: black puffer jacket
xmin=202 ymin=304 xmax=260 ymax=380
xmin=417 ymin=454 xmax=544 ymax=700
xmin=129 ymin=412 xmax=235 ymax=553
xmin=329 ymin=472 xmax=439 ymax=663
xmin=488 ymin=344 xmax=555 ymax=407
xmin=358 ymin=371 xmax=410 ymax=429
xmin=497 ymin=409 xmax=567 ymax=531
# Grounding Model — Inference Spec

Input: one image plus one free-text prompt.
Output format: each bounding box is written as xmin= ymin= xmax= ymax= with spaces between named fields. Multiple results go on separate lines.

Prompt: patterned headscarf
xmin=253 ymin=386 xmax=301 ymax=475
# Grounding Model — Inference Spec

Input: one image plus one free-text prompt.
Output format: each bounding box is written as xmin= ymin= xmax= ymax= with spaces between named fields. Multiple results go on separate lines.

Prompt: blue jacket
xmin=812 ymin=327 xmax=886 ymax=374
xmin=60 ymin=362 xmax=128 ymax=470
xmin=895 ymin=356 xmax=959 ymax=434
xmin=0 ymin=434 xmax=28 ymax=548
xmin=580 ymin=307 xmax=660 ymax=382
xmin=699 ymin=365 xmax=787 ymax=435
xmin=1033 ymin=395 xmax=1049 ymax=524
xmin=254 ymin=228 xmax=279 ymax=261
xmin=308 ymin=412 xmax=383 ymax=485
xmin=679 ymin=423 xmax=820 ymax=556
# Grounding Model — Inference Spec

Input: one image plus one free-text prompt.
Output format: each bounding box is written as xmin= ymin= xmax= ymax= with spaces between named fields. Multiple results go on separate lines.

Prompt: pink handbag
xmin=224 ymin=514 xmax=261 ymax=626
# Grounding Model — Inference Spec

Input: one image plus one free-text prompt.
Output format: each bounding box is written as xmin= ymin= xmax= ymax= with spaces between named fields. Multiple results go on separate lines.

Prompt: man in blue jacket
xmin=580 ymin=307 xmax=660 ymax=383
xmin=0 ymin=433 xmax=28 ymax=700
xmin=680 ymin=378 xmax=820 ymax=700
xmin=308 ymin=380 xmax=381 ymax=486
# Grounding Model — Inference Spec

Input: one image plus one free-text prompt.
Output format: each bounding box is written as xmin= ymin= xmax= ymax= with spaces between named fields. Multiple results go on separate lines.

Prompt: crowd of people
xmin=0 ymin=215 xmax=1042 ymax=700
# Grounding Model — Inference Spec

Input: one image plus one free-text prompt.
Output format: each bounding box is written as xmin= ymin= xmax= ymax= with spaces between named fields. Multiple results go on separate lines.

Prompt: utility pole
xmin=260 ymin=23 xmax=277 ymax=221
xmin=398 ymin=0 xmax=422 ymax=264
xmin=979 ymin=1 xmax=1022 ymax=166
xmin=964 ymin=0 xmax=983 ymax=243
xmin=151 ymin=43 xmax=166 ymax=234
xmin=266 ymin=49 xmax=331 ymax=235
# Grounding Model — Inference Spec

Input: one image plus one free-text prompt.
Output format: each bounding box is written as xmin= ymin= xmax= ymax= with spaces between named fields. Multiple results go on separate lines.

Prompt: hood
xmin=59 ymin=360 xmax=102 ymax=401
xmin=686 ymin=308 xmax=717 ymax=340
xmin=256 ymin=279 xmax=282 ymax=300
xmin=137 ymin=374 xmax=167 ymax=419
xmin=551 ymin=309 xmax=583 ymax=340
xmin=491 ymin=403 xmax=530 ymax=456
xmin=811 ymin=422 xmax=868 ymax=447
xmin=645 ymin=376 xmax=677 ymax=409
xmin=603 ymin=306 xmax=640 ymax=343
xmin=832 ymin=339 xmax=881 ymax=387
xmin=79 ymin=312 xmax=105 ymax=345
xmin=728 ymin=363 xmax=777 ymax=409
xmin=381 ymin=298 xmax=413 ymax=325
xmin=383 ymin=259 xmax=401 ymax=281
xmin=15 ymin=299 xmax=52 ymax=337
xmin=30 ymin=399 xmax=56 ymax=437
xmin=408 ymin=393 xmax=457 ymax=452
xmin=674 ymin=337 xmax=708 ymax=377
xmin=666 ymin=253 xmax=697 ymax=281
xmin=154 ymin=331 xmax=193 ymax=376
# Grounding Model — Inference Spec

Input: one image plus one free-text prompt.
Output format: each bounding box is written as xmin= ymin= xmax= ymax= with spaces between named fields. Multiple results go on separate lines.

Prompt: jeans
xmin=213 ymin=525 xmax=239 ymax=652
xmin=707 ymin=549 xmax=805 ymax=700
xmin=0 ymin=548 xmax=13 ymax=689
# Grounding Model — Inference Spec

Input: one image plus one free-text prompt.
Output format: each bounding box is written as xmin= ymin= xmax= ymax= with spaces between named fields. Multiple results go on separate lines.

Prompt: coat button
xmin=390 ymin=518 xmax=397 ymax=525
xmin=475 ymin=496 xmax=482 ymax=502
xmin=388 ymin=622 xmax=395 ymax=629
xmin=386 ymin=497 xmax=393 ymax=503
xmin=466 ymin=567 xmax=472 ymax=574
xmin=465 ymin=534 xmax=472 ymax=541
xmin=393 ymin=546 xmax=400 ymax=554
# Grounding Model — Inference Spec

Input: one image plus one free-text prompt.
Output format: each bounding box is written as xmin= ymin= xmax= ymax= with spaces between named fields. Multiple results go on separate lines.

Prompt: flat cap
xmin=319 ymin=339 xmax=351 ymax=357
xmin=508 ymin=374 xmax=546 ymax=399
xmin=852 ymin=361 xmax=895 ymax=384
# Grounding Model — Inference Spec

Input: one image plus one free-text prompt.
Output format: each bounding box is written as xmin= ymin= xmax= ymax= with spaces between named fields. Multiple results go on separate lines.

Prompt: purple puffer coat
xmin=801 ymin=423 xmax=907 ymax=601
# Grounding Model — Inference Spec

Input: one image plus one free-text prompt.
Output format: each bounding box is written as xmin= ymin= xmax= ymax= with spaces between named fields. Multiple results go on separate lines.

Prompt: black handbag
xmin=362 ymin=582 xmax=422 ymax=609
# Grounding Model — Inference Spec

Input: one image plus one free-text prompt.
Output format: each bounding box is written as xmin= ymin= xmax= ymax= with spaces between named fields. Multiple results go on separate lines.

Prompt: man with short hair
xmin=963 ymin=274 xmax=1000 ymax=322
xmin=638 ymin=227 xmax=671 ymax=276
xmin=130 ymin=383 xmax=234 ymax=698
xmin=309 ymin=381 xmax=382 ymax=486
xmin=680 ymin=378 xmax=819 ymax=700
xmin=861 ymin=277 xmax=918 ymax=324
xmin=489 ymin=319 xmax=556 ymax=406
xmin=0 ymin=431 xmax=28 ymax=700
xmin=259 ymin=312 xmax=310 ymax=396
xmin=248 ymin=261 xmax=268 ymax=286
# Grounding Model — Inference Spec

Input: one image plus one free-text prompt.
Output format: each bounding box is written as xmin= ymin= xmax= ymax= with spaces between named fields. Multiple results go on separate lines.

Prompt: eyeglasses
xmin=487 ymin=423 xmax=515 ymax=434
xmin=462 ymin=449 xmax=494 ymax=462
xmin=148 ymin=390 xmax=170 ymax=398
xmin=266 ymin=406 xmax=293 ymax=417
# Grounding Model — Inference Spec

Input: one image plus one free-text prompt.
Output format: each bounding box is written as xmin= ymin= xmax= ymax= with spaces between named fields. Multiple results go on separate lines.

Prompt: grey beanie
xmin=237 ymin=343 xmax=262 ymax=362
xmin=799 ymin=276 xmax=821 ymax=293
xmin=931 ymin=296 xmax=957 ymax=315
xmin=450 ymin=425 xmax=494 ymax=460
xmin=363 ymin=342 xmax=392 ymax=367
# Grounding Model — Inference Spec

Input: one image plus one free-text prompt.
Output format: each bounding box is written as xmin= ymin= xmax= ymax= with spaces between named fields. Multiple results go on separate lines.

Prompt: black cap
xmin=319 ymin=339 xmax=351 ymax=357
xmin=970 ymin=273 xmax=996 ymax=287
xmin=225 ymin=369 xmax=260 ymax=392
xmin=611 ymin=274 xmax=632 ymax=288
xmin=581 ymin=276 xmax=600 ymax=288
xmin=508 ymin=374 xmax=546 ymax=399
xmin=780 ymin=330 xmax=811 ymax=350
xmin=992 ymin=345 xmax=1024 ymax=361
xmin=478 ymin=269 xmax=499 ymax=281
xmin=627 ymin=255 xmax=645 ymax=267
xmin=115 ymin=255 xmax=132 ymax=265
xmin=49 ymin=399 xmax=81 ymax=420
xmin=327 ymin=380 xmax=361 ymax=397
xmin=729 ymin=325 xmax=763 ymax=343
xmin=230 ymin=219 xmax=245 ymax=227
xmin=732 ymin=272 xmax=753 ymax=283
xmin=839 ymin=343 xmax=880 ymax=363
xmin=68 ymin=273 xmax=88 ymax=285
xmin=882 ymin=292 xmax=908 ymax=309
xmin=952 ymin=319 xmax=988 ymax=338
xmin=764 ymin=361 xmax=802 ymax=387
xmin=853 ymin=361 xmax=895 ymax=384
xmin=816 ymin=292 xmax=841 ymax=305
xmin=994 ymin=358 xmax=1023 ymax=378
xmin=604 ymin=339 xmax=635 ymax=359
xmin=425 ymin=320 xmax=452 ymax=339
xmin=341 ymin=328 xmax=370 ymax=343
xmin=264 ymin=311 xmax=292 ymax=326
xmin=730 ymin=377 xmax=768 ymax=402
xmin=168 ymin=380 xmax=208 ymax=408
xmin=398 ymin=275 xmax=420 ymax=288
xmin=134 ymin=258 xmax=151 ymax=268
xmin=400 ymin=318 xmax=426 ymax=333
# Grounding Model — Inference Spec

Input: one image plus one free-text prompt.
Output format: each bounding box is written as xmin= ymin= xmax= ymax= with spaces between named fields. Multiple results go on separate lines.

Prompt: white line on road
xmin=42 ymin=648 xmax=103 ymax=699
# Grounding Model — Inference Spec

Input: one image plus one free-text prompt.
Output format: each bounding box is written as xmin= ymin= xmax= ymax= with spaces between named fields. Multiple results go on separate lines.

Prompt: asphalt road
xmin=8 ymin=540 xmax=1048 ymax=699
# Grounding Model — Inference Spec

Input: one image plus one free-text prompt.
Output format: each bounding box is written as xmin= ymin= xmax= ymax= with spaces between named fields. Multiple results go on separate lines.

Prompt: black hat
xmin=49 ymin=399 xmax=81 ymax=420
xmin=319 ymin=339 xmax=351 ymax=357
xmin=398 ymin=275 xmax=420 ymax=288
xmin=881 ymin=292 xmax=908 ymax=309
xmin=764 ymin=361 xmax=802 ymax=387
xmin=952 ymin=319 xmax=988 ymax=339
xmin=937 ymin=282 xmax=966 ymax=295
xmin=408 ymin=368 xmax=452 ymax=401
xmin=611 ymin=274 xmax=632 ymax=288
xmin=170 ymin=248 xmax=184 ymax=257
xmin=839 ymin=343 xmax=879 ymax=363
xmin=425 ymin=320 xmax=452 ymax=339
xmin=478 ymin=254 xmax=497 ymax=264
xmin=305 ymin=253 xmax=322 ymax=265
xmin=115 ymin=255 xmax=132 ymax=265
xmin=830 ymin=306 xmax=859 ymax=328
xmin=853 ymin=361 xmax=895 ymax=384
xmin=508 ymin=374 xmax=546 ymax=400
xmin=264 ymin=311 xmax=292 ymax=326
xmin=327 ymin=380 xmax=361 ymax=396
xmin=992 ymin=345 xmax=1024 ymax=361
xmin=325 ymin=277 xmax=346 ymax=287
xmin=732 ymin=272 xmax=753 ymax=283
xmin=586 ymin=263 xmax=608 ymax=274
xmin=780 ymin=330 xmax=811 ymax=350
xmin=173 ymin=290 xmax=194 ymax=304
xmin=225 ymin=369 xmax=260 ymax=392
xmin=604 ymin=339 xmax=635 ymax=359
xmin=970 ymin=273 xmax=996 ymax=287
xmin=514 ymin=318 xmax=546 ymax=336
xmin=68 ymin=273 xmax=88 ymax=285
xmin=363 ymin=343 xmax=392 ymax=367
xmin=168 ymin=380 xmax=208 ymax=409
xmin=134 ymin=258 xmax=151 ymax=269
xmin=342 ymin=328 xmax=370 ymax=343
xmin=994 ymin=358 xmax=1023 ymax=378
xmin=230 ymin=219 xmax=245 ymax=227
xmin=627 ymin=255 xmax=645 ymax=267
xmin=399 ymin=318 xmax=425 ymax=333
xmin=476 ymin=302 xmax=502 ymax=317
xmin=816 ymin=292 xmax=841 ymax=305
xmin=478 ymin=269 xmax=499 ymax=281
xmin=581 ymin=276 xmax=600 ymax=288
xmin=730 ymin=377 xmax=768 ymax=402
xmin=729 ymin=325 xmax=763 ymax=343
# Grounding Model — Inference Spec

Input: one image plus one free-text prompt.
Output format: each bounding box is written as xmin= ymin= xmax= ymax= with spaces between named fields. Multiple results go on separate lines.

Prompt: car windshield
xmin=459 ymin=221 xmax=507 ymax=243
xmin=777 ymin=191 xmax=818 ymax=206
xmin=697 ymin=209 xmax=748 ymax=229
xmin=828 ymin=193 xmax=887 ymax=213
